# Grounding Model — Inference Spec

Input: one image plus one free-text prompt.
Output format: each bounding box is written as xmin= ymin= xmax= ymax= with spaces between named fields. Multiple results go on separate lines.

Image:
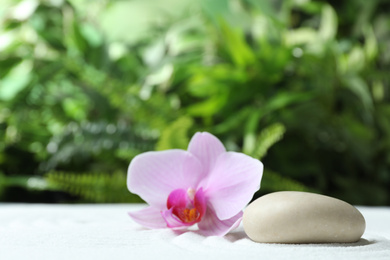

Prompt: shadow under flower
xmin=225 ymin=230 xmax=249 ymax=242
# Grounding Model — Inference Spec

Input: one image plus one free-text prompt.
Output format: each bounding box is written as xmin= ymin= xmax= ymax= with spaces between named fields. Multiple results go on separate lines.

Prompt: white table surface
xmin=0 ymin=204 xmax=389 ymax=260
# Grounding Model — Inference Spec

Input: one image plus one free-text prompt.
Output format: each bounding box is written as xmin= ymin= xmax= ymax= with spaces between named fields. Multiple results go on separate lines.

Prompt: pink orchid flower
xmin=127 ymin=132 xmax=263 ymax=236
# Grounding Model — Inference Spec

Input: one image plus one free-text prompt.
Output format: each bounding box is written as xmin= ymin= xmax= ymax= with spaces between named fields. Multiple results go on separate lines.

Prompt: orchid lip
xmin=164 ymin=187 xmax=206 ymax=226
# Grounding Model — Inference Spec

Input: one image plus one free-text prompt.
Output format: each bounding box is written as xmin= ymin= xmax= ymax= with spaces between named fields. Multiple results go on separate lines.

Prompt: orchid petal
xmin=198 ymin=209 xmax=243 ymax=236
xmin=127 ymin=150 xmax=203 ymax=208
xmin=188 ymin=132 xmax=226 ymax=175
xmin=128 ymin=206 xmax=167 ymax=229
xmin=203 ymin=152 xmax=263 ymax=220
xmin=167 ymin=189 xmax=187 ymax=209
xmin=161 ymin=209 xmax=192 ymax=228
xmin=194 ymin=188 xmax=206 ymax=218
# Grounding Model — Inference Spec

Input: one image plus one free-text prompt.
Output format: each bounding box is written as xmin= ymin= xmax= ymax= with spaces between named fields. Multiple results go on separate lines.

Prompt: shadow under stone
xmin=224 ymin=231 xmax=374 ymax=247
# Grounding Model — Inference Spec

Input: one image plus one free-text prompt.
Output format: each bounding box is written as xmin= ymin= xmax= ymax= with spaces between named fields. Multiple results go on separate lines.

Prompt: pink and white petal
xmin=187 ymin=132 xmax=226 ymax=175
xmin=198 ymin=209 xmax=243 ymax=236
xmin=128 ymin=206 xmax=167 ymax=229
xmin=161 ymin=209 xmax=192 ymax=229
xmin=202 ymin=152 xmax=263 ymax=220
xmin=194 ymin=188 xmax=206 ymax=218
xmin=127 ymin=150 xmax=203 ymax=208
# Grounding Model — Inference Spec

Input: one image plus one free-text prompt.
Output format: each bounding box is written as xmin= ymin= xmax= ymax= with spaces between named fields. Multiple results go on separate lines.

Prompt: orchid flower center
xmin=176 ymin=207 xmax=200 ymax=223
xmin=173 ymin=188 xmax=200 ymax=223
xmin=166 ymin=187 xmax=206 ymax=226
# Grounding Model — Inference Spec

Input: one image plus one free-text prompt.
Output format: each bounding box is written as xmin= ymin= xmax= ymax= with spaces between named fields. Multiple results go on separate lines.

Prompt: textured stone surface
xmin=243 ymin=191 xmax=366 ymax=243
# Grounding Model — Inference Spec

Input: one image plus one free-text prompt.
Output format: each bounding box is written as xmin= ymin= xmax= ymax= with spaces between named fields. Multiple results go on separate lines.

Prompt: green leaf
xmin=0 ymin=172 xmax=5 ymax=199
xmin=219 ymin=19 xmax=255 ymax=67
xmin=284 ymin=28 xmax=318 ymax=46
xmin=244 ymin=0 xmax=278 ymax=21
xmin=0 ymin=56 xmax=22 ymax=78
xmin=261 ymin=170 xmax=311 ymax=192
xmin=62 ymin=98 xmax=89 ymax=121
xmin=213 ymin=107 xmax=252 ymax=134
xmin=243 ymin=110 xmax=264 ymax=155
xmin=156 ymin=116 xmax=193 ymax=150
xmin=346 ymin=46 xmax=366 ymax=72
xmin=319 ymin=4 xmax=337 ymax=41
xmin=80 ymin=24 xmax=103 ymax=48
xmin=265 ymin=91 xmax=313 ymax=112
xmin=252 ymin=123 xmax=286 ymax=159
xmin=363 ymin=26 xmax=378 ymax=62
xmin=186 ymin=94 xmax=228 ymax=117
xmin=187 ymin=77 xmax=224 ymax=98
xmin=0 ymin=60 xmax=32 ymax=101
xmin=243 ymin=92 xmax=312 ymax=154
xmin=343 ymin=76 xmax=373 ymax=111
xmin=200 ymin=0 xmax=230 ymax=21
xmin=45 ymin=171 xmax=142 ymax=203
xmin=0 ymin=173 xmax=42 ymax=196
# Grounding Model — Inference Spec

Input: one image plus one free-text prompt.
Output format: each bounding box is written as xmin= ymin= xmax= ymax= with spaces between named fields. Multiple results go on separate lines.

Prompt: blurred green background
xmin=0 ymin=0 xmax=389 ymax=205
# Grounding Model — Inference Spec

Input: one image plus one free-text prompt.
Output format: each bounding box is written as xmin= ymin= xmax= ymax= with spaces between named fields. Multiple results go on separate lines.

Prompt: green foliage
xmin=260 ymin=170 xmax=312 ymax=194
xmin=45 ymin=171 xmax=142 ymax=203
xmin=156 ymin=116 xmax=193 ymax=150
xmin=250 ymin=123 xmax=286 ymax=160
xmin=1 ymin=0 xmax=390 ymax=205
xmin=0 ymin=173 xmax=5 ymax=199
xmin=0 ymin=171 xmax=46 ymax=201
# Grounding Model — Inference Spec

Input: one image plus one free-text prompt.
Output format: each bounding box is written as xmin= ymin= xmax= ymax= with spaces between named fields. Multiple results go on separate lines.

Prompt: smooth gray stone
xmin=243 ymin=191 xmax=366 ymax=244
